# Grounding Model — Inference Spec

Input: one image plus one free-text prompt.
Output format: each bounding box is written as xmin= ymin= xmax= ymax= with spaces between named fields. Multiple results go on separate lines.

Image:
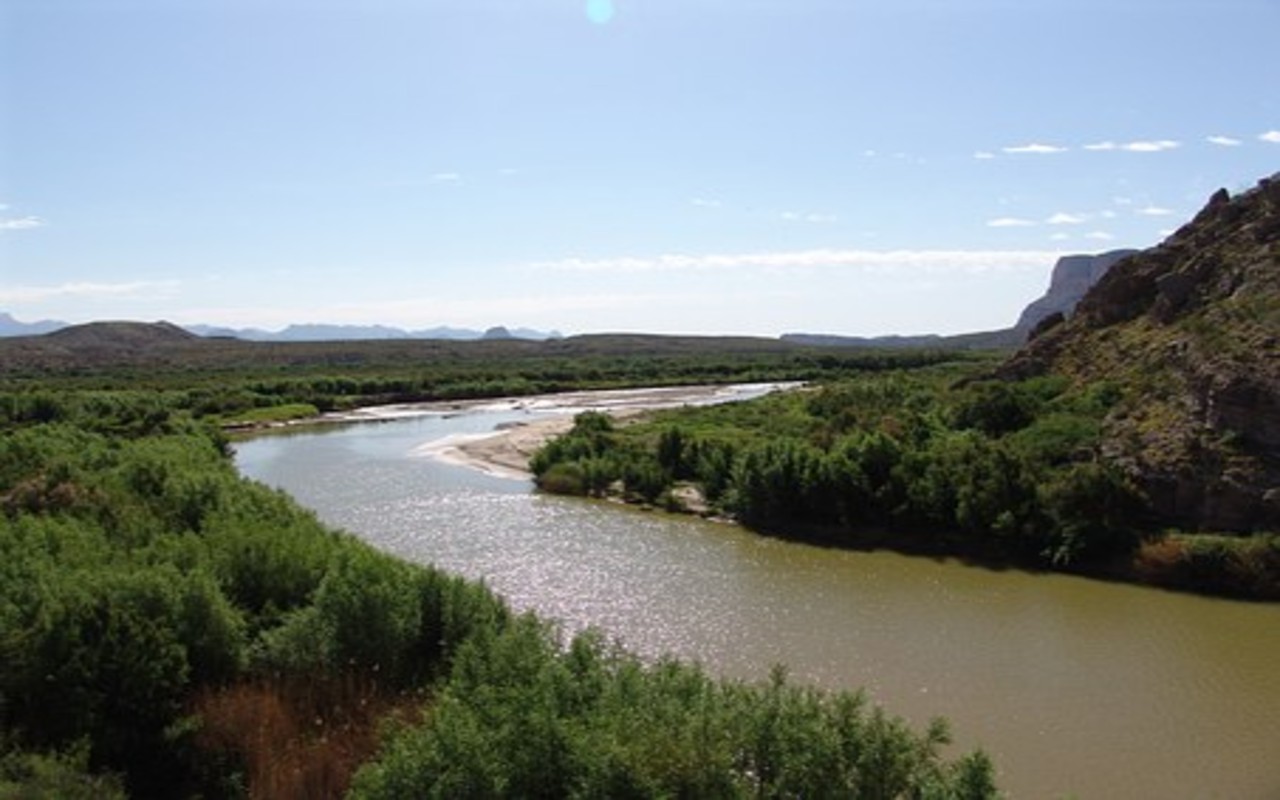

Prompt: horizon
xmin=3 ymin=1 xmax=1278 ymax=337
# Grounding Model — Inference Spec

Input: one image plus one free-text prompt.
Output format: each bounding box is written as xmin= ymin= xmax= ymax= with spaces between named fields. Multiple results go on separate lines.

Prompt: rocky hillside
xmin=1001 ymin=174 xmax=1280 ymax=532
xmin=1013 ymin=249 xmax=1137 ymax=335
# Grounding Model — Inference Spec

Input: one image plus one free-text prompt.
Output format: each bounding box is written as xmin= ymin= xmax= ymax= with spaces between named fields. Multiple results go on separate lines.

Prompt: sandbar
xmin=413 ymin=383 xmax=797 ymax=480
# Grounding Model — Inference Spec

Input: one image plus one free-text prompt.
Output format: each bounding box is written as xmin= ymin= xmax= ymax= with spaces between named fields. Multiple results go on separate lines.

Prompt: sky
xmin=2 ymin=0 xmax=1278 ymax=337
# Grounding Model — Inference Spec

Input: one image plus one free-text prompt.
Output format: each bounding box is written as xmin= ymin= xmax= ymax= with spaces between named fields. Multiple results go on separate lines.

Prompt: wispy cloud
xmin=430 ymin=172 xmax=462 ymax=183
xmin=781 ymin=211 xmax=838 ymax=224
xmin=973 ymin=151 xmax=997 ymax=160
xmin=1002 ymin=143 xmax=1068 ymax=155
xmin=1207 ymin=135 xmax=1242 ymax=147
xmin=179 ymin=292 xmax=669 ymax=331
xmin=1084 ymin=231 xmax=1116 ymax=241
xmin=0 ymin=216 xmax=45 ymax=231
xmin=1045 ymin=212 xmax=1087 ymax=225
xmin=0 ymin=280 xmax=180 ymax=303
xmin=1137 ymin=206 xmax=1175 ymax=217
xmin=689 ymin=197 xmax=722 ymax=208
xmin=530 ymin=248 xmax=1059 ymax=275
xmin=1260 ymin=131 xmax=1280 ymax=144
xmin=1049 ymin=232 xmax=1071 ymax=242
xmin=1084 ymin=139 xmax=1180 ymax=153
xmin=987 ymin=217 xmax=1038 ymax=228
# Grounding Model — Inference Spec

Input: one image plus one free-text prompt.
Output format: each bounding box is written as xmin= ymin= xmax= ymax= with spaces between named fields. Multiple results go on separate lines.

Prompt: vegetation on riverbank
xmin=0 ymin=324 xmax=977 ymax=410
xmin=0 ymin=388 xmax=999 ymax=797
xmin=531 ymin=366 xmax=1280 ymax=599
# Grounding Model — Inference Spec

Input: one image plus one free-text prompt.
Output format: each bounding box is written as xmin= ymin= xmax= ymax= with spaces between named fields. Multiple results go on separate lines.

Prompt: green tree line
xmin=532 ymin=369 xmax=1280 ymax=597
xmin=533 ymin=369 xmax=1237 ymax=571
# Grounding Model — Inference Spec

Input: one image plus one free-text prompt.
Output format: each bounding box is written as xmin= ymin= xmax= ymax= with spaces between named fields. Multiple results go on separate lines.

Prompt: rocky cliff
xmin=785 ymin=249 xmax=1128 ymax=350
xmin=1001 ymin=174 xmax=1280 ymax=532
xmin=1014 ymin=249 xmax=1137 ymax=335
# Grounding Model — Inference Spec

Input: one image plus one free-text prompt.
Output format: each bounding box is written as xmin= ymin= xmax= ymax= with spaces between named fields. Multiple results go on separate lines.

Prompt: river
xmin=234 ymin=391 xmax=1280 ymax=799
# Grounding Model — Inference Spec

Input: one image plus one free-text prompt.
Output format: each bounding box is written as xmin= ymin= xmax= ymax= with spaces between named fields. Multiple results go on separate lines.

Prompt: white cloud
xmin=530 ymin=248 xmax=1060 ymax=275
xmin=0 ymin=280 xmax=180 ymax=303
xmin=430 ymin=172 xmax=461 ymax=183
xmin=1207 ymin=135 xmax=1242 ymax=147
xmin=1137 ymin=206 xmax=1175 ymax=217
xmin=179 ymin=292 xmax=672 ymax=331
xmin=0 ymin=216 xmax=45 ymax=231
xmin=690 ymin=197 xmax=722 ymax=208
xmin=1260 ymin=131 xmax=1280 ymax=144
xmin=1128 ymin=139 xmax=1180 ymax=152
xmin=1085 ymin=139 xmax=1179 ymax=153
xmin=1046 ymin=212 xmax=1087 ymax=225
xmin=1084 ymin=231 xmax=1116 ymax=241
xmin=987 ymin=217 xmax=1038 ymax=228
xmin=1002 ymin=143 xmax=1068 ymax=155
xmin=1049 ymin=232 xmax=1071 ymax=242
xmin=781 ymin=211 xmax=838 ymax=224
xmin=973 ymin=151 xmax=996 ymax=160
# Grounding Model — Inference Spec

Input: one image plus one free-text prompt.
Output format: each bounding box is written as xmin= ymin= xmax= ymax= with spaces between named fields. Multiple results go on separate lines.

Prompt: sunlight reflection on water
xmin=236 ymin=405 xmax=1280 ymax=800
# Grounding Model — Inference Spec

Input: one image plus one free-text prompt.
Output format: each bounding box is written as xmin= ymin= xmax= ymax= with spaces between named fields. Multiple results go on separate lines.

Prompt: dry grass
xmin=1132 ymin=536 xmax=1187 ymax=583
xmin=192 ymin=673 xmax=425 ymax=799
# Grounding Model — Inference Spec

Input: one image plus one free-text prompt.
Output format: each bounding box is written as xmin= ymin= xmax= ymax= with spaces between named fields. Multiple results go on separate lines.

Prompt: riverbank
xmin=317 ymin=381 xmax=1280 ymax=601
xmin=411 ymin=383 xmax=799 ymax=479
xmin=235 ymin=406 xmax=1280 ymax=800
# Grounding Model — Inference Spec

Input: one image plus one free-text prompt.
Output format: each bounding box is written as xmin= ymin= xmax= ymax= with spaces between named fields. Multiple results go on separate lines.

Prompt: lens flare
xmin=586 ymin=0 xmax=615 ymax=25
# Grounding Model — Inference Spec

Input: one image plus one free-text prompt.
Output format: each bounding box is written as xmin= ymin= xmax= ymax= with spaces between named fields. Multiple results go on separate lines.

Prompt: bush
xmin=350 ymin=631 xmax=999 ymax=799
xmin=537 ymin=462 xmax=588 ymax=496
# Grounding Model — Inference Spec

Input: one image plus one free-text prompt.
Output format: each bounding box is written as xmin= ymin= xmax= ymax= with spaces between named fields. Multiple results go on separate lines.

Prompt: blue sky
xmin=2 ymin=0 xmax=1278 ymax=336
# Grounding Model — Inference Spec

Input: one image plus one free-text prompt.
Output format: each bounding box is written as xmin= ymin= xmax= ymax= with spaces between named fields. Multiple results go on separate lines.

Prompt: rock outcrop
xmin=1014 ymin=249 xmax=1137 ymax=335
xmin=1001 ymin=174 xmax=1280 ymax=532
xmin=784 ymin=249 xmax=1130 ymax=350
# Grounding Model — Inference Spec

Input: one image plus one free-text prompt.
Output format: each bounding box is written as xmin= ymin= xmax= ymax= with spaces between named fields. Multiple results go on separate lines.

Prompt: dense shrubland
xmin=0 ymin=390 xmax=998 ymax=797
xmin=532 ymin=368 xmax=1280 ymax=596
xmin=1 ymin=341 xmax=972 ymax=424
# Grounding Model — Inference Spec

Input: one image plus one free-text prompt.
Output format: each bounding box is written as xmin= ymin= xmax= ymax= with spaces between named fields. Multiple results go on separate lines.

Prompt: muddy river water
xmin=235 ymin=391 xmax=1280 ymax=799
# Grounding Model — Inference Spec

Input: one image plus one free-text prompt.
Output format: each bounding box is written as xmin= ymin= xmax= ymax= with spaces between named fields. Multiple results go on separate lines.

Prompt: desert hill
xmin=44 ymin=320 xmax=198 ymax=348
xmin=1001 ymin=174 xmax=1280 ymax=531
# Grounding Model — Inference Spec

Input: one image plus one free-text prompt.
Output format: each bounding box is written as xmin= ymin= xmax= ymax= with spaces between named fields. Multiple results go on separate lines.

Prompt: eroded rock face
xmin=1000 ymin=174 xmax=1280 ymax=533
xmin=1014 ymin=249 xmax=1138 ymax=335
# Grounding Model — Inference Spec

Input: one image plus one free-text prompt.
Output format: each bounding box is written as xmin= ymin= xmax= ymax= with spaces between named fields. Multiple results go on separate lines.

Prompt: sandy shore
xmin=430 ymin=417 xmax=577 ymax=480
xmin=409 ymin=383 xmax=797 ymax=480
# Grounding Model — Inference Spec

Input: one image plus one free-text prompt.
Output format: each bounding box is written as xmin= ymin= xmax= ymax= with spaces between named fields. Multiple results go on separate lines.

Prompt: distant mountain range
xmin=783 ymin=249 xmax=1137 ymax=350
xmin=0 ymin=312 xmax=66 ymax=337
xmin=183 ymin=323 xmax=563 ymax=342
xmin=0 ymin=315 xmax=561 ymax=342
xmin=0 ymin=249 xmax=1127 ymax=346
